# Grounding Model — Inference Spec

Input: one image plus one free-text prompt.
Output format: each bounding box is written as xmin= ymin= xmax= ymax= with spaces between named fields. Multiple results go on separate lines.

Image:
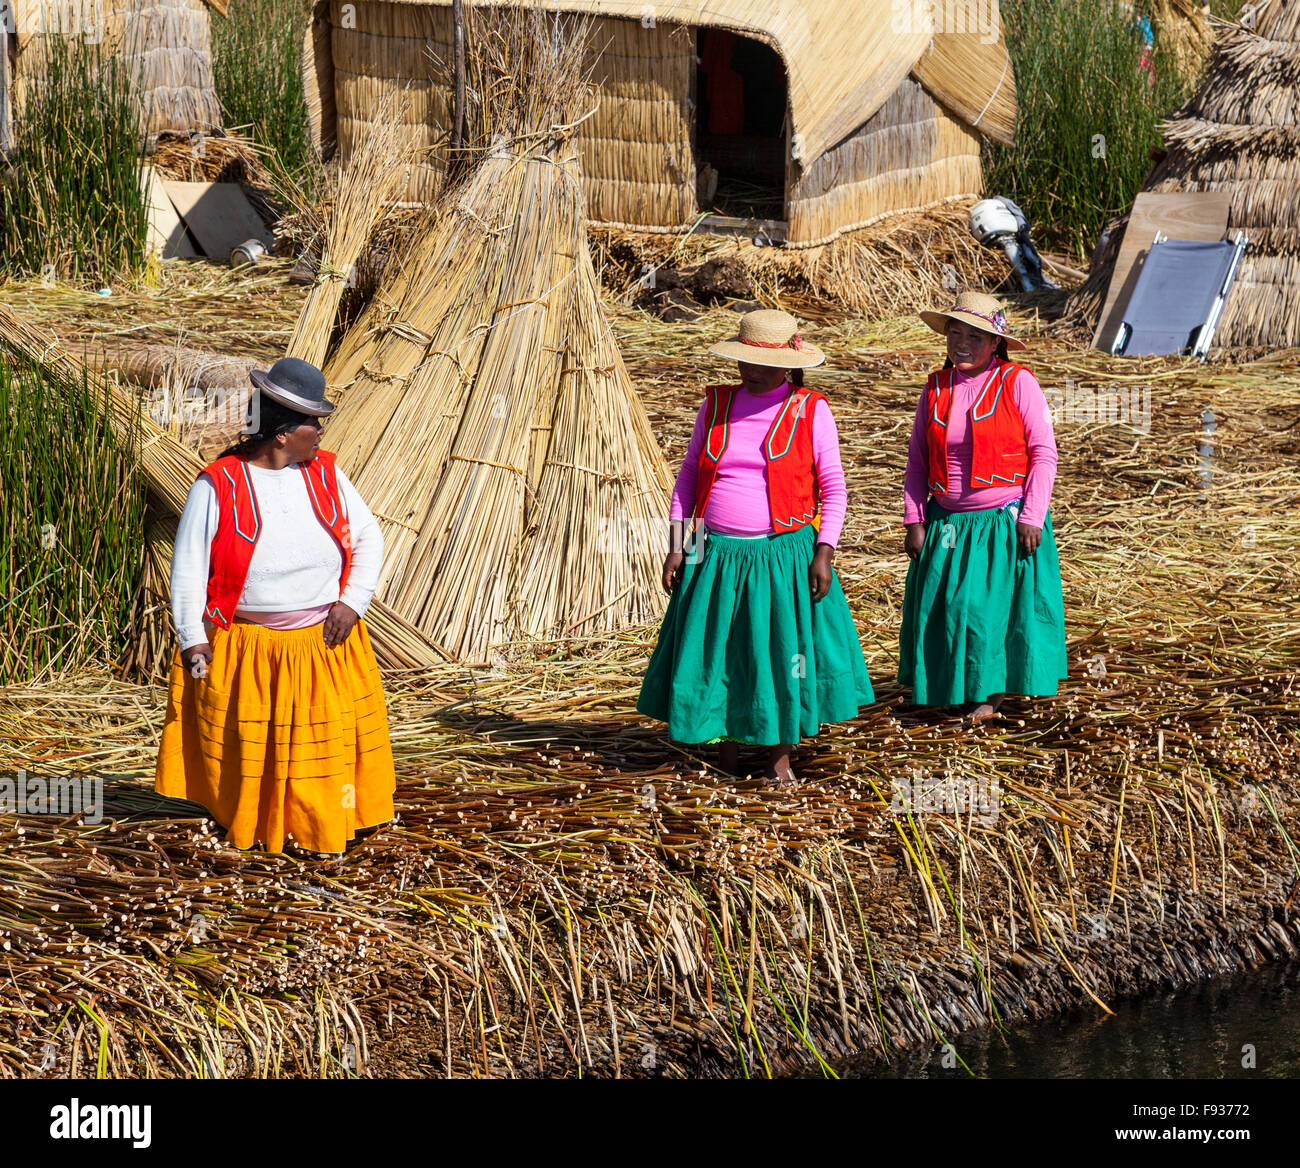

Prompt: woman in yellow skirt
xmin=155 ymin=357 xmax=396 ymax=854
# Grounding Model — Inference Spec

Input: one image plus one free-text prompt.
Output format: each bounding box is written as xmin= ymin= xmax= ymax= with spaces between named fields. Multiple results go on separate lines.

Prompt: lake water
xmin=842 ymin=960 xmax=1300 ymax=1079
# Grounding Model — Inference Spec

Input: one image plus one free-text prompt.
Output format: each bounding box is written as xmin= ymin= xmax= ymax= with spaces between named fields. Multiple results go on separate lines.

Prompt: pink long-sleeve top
xmin=903 ymin=360 xmax=1058 ymax=529
xmin=669 ymin=381 xmax=848 ymax=547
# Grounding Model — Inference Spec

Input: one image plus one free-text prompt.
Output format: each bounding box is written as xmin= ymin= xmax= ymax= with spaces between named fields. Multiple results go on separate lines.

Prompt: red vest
xmin=201 ymin=450 xmax=353 ymax=629
xmin=925 ymin=362 xmax=1030 ymax=495
xmin=693 ymin=383 xmax=827 ymax=533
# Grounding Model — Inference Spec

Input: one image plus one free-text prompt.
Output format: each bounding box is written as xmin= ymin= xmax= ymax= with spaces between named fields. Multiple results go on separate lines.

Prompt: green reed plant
xmin=0 ymin=353 xmax=146 ymax=683
xmin=0 ymin=35 xmax=148 ymax=284
xmin=212 ymin=0 xmax=317 ymax=192
xmin=984 ymin=0 xmax=1198 ymax=257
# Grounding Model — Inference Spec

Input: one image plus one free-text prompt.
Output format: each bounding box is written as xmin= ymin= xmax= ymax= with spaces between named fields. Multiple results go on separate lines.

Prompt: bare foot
xmin=967 ymin=694 xmax=1006 ymax=723
xmin=764 ymin=746 xmax=797 ymax=787
xmin=762 ymin=763 xmax=797 ymax=787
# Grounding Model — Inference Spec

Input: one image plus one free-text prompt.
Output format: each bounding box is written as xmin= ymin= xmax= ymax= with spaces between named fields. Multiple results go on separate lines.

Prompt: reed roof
xmin=338 ymin=0 xmax=1015 ymax=161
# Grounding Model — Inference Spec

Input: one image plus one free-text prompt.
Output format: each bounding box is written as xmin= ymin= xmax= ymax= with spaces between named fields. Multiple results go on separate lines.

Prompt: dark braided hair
xmin=219 ymin=392 xmax=318 ymax=460
xmin=942 ymin=338 xmax=1009 ymax=370
xmin=788 ymin=367 xmax=805 ymax=388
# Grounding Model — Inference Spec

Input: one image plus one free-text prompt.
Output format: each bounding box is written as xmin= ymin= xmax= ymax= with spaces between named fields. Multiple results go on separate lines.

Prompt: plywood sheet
xmin=160 ymin=180 xmax=272 ymax=261
xmin=1093 ymin=191 xmax=1231 ymax=351
xmin=141 ymin=167 xmax=200 ymax=259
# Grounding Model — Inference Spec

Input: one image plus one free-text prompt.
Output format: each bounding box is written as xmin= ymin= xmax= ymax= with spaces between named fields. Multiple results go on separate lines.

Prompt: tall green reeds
xmin=0 ymin=354 xmax=146 ymax=684
xmin=984 ymin=0 xmax=1198 ymax=257
xmin=211 ymin=0 xmax=317 ymax=191
xmin=0 ymin=36 xmax=148 ymax=284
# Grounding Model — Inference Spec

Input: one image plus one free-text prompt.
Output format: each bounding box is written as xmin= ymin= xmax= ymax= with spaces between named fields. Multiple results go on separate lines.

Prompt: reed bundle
xmin=1147 ymin=0 xmax=1216 ymax=81
xmin=285 ymin=92 xmax=415 ymax=367
xmin=1 ymin=312 xmax=1296 ymax=1077
xmin=322 ymin=10 xmax=672 ymax=660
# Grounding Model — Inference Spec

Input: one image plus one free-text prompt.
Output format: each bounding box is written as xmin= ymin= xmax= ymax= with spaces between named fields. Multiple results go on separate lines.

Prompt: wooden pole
xmin=0 ymin=25 xmax=13 ymax=156
xmin=450 ymin=0 xmax=466 ymax=156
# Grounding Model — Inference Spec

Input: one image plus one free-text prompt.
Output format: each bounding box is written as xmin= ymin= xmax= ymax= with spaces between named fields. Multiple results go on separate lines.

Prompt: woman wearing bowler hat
xmin=637 ymin=310 xmax=873 ymax=786
xmin=900 ymin=292 xmax=1068 ymax=723
xmin=154 ymin=357 xmax=396 ymax=854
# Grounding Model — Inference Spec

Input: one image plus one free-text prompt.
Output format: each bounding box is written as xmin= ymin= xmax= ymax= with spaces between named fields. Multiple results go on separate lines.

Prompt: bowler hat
xmin=248 ymin=357 xmax=335 ymax=416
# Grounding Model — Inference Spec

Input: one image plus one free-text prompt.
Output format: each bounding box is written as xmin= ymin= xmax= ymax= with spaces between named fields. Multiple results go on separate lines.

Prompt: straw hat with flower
xmin=919 ymin=292 xmax=1026 ymax=351
xmin=708 ymin=309 xmax=826 ymax=368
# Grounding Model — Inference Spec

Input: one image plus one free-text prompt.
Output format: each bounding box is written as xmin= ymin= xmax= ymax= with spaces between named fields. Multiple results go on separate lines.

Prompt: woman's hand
xmin=1016 ymin=521 xmax=1042 ymax=558
xmin=904 ymin=522 xmax=926 ymax=561
xmin=323 ymin=601 xmax=360 ymax=647
xmin=662 ymin=551 xmax=684 ymax=594
xmin=810 ymin=543 xmax=834 ymax=601
xmin=184 ymin=642 xmax=213 ymax=679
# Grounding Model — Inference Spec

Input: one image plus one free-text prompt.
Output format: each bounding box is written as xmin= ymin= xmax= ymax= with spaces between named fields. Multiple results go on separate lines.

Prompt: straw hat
xmin=707 ymin=309 xmax=826 ymax=369
xmin=919 ymin=291 xmax=1026 ymax=351
xmin=248 ymin=357 xmax=335 ymax=416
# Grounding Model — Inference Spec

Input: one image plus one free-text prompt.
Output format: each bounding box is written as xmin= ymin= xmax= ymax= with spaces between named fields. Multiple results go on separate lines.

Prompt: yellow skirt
xmin=154 ymin=617 xmax=396 ymax=853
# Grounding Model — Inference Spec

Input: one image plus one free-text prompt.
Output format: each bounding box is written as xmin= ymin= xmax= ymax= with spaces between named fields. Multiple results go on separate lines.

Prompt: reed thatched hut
xmin=8 ymin=0 xmax=223 ymax=134
xmin=303 ymin=0 xmax=1017 ymax=247
xmin=1065 ymin=1 xmax=1299 ymax=353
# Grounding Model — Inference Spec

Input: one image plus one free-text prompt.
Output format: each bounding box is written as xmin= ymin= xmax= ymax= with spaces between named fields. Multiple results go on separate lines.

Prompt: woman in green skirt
xmin=899 ymin=291 xmax=1068 ymax=722
xmin=637 ymin=310 xmax=874 ymax=784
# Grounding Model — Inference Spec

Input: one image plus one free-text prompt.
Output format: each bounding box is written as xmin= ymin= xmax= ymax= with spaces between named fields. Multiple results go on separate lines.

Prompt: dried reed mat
xmin=0 ymin=263 xmax=307 ymax=364
xmin=592 ymin=203 xmax=1013 ymax=319
xmin=1060 ymin=2 xmax=1300 ymax=355
xmin=1 ymin=319 xmax=1298 ymax=1077
xmin=0 ymin=301 xmax=447 ymax=672
xmin=322 ymin=10 xmax=672 ymax=660
xmin=285 ymin=92 xmax=416 ymax=367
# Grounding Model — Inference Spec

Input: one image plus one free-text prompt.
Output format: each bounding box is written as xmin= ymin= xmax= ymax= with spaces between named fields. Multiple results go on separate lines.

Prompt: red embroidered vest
xmin=201 ymin=450 xmax=353 ymax=628
xmin=925 ymin=362 xmax=1030 ymax=495
xmin=692 ymin=384 xmax=827 ymax=533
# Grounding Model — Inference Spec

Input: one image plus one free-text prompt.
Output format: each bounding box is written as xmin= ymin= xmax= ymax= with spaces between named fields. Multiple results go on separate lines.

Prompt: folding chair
xmin=1109 ymin=232 xmax=1248 ymax=360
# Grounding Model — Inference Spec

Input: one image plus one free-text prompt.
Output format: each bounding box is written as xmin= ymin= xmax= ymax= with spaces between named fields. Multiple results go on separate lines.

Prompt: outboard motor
xmin=969 ymin=196 xmax=1058 ymax=292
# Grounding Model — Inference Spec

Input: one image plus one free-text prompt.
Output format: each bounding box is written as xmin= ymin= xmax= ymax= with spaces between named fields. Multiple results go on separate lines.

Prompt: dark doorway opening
xmin=695 ymin=30 xmax=788 ymax=221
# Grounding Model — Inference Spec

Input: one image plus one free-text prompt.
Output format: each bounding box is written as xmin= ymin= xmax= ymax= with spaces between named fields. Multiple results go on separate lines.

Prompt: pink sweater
xmin=669 ymin=381 xmax=848 ymax=547
xmin=903 ymin=361 xmax=1058 ymax=529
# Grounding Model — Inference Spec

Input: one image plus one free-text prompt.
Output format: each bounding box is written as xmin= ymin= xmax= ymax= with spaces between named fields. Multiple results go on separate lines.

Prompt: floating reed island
xmin=1 ymin=308 xmax=1298 ymax=1078
xmin=1 ymin=6 xmax=1297 ymax=1081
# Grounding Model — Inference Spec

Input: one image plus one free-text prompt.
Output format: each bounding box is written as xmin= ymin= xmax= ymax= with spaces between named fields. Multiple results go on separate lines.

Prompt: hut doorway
xmin=695 ymin=30 xmax=788 ymax=223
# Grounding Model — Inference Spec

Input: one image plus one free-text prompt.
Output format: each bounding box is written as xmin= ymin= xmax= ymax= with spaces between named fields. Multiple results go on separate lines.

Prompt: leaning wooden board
xmin=1093 ymin=191 xmax=1231 ymax=352
xmin=141 ymin=167 xmax=200 ymax=259
xmin=160 ymin=180 xmax=273 ymax=261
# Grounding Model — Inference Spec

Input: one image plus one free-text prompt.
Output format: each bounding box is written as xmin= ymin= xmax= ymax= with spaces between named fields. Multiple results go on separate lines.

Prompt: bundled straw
xmin=323 ymin=9 xmax=672 ymax=659
xmin=285 ymin=91 xmax=415 ymax=366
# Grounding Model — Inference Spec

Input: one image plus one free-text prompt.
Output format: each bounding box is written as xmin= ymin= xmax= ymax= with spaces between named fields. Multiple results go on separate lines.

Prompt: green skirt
xmin=898 ymin=498 xmax=1068 ymax=706
xmin=637 ymin=523 xmax=874 ymax=746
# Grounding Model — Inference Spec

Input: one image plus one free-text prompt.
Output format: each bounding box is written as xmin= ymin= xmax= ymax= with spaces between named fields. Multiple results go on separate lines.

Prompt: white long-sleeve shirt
xmin=171 ymin=461 xmax=384 ymax=651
